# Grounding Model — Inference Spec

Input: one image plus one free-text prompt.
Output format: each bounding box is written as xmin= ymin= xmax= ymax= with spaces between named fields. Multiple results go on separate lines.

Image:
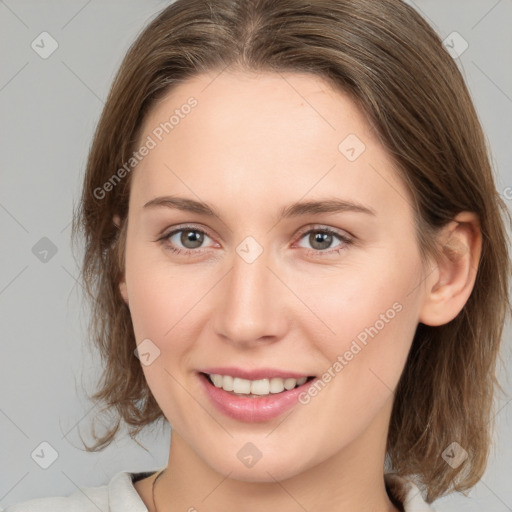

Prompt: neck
xmin=153 ymin=401 xmax=399 ymax=512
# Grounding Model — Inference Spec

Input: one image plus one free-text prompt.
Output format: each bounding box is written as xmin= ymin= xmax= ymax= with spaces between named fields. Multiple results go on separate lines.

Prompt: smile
xmin=198 ymin=370 xmax=317 ymax=422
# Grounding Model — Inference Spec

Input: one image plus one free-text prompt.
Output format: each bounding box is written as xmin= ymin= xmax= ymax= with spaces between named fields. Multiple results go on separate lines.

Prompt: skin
xmin=116 ymin=70 xmax=481 ymax=511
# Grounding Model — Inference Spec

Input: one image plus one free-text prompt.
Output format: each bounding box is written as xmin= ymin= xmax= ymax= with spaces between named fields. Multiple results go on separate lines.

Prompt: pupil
xmin=181 ymin=230 xmax=203 ymax=249
xmin=311 ymin=231 xmax=332 ymax=250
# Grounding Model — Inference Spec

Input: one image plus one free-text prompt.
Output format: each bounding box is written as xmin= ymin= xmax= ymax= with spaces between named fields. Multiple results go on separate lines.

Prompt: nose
xmin=212 ymin=246 xmax=289 ymax=348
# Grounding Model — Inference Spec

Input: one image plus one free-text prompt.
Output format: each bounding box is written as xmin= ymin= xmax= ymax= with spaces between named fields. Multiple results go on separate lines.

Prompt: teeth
xmin=208 ymin=374 xmax=309 ymax=396
xmin=284 ymin=377 xmax=297 ymax=390
xmin=223 ymin=375 xmax=234 ymax=391
xmin=233 ymin=377 xmax=251 ymax=394
xmin=210 ymin=374 xmax=223 ymax=387
xmin=250 ymin=378 xmax=270 ymax=395
xmin=269 ymin=377 xmax=285 ymax=393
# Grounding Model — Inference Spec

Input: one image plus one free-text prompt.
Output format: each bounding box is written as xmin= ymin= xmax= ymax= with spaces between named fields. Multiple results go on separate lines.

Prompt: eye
xmin=159 ymin=225 xmax=216 ymax=255
xmin=157 ymin=224 xmax=353 ymax=257
xmin=295 ymin=226 xmax=353 ymax=254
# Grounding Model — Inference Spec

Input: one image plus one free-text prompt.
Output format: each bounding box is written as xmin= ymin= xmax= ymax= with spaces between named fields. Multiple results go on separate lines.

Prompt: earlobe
xmin=419 ymin=212 xmax=481 ymax=326
xmin=119 ymin=279 xmax=129 ymax=305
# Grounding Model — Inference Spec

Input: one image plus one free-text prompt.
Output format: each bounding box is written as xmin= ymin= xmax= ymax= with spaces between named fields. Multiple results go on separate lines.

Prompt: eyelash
xmin=157 ymin=224 xmax=353 ymax=257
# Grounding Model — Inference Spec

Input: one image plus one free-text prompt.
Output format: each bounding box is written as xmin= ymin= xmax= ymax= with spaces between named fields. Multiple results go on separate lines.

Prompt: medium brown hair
xmin=72 ymin=0 xmax=511 ymax=503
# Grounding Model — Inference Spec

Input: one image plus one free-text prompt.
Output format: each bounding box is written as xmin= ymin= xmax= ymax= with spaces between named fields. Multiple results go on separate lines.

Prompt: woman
xmin=6 ymin=0 xmax=510 ymax=511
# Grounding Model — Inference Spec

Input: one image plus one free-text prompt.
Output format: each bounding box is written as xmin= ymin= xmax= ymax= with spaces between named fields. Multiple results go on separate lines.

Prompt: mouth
xmin=197 ymin=370 xmax=317 ymax=422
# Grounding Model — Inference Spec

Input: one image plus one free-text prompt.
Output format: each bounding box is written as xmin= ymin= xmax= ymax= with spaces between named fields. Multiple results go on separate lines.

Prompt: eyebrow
xmin=143 ymin=195 xmax=377 ymax=220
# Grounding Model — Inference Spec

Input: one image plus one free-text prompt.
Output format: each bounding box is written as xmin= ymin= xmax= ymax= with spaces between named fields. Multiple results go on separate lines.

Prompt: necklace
xmin=151 ymin=468 xmax=166 ymax=512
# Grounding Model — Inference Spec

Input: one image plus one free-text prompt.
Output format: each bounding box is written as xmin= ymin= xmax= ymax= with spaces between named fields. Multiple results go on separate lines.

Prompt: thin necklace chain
xmin=152 ymin=468 xmax=166 ymax=512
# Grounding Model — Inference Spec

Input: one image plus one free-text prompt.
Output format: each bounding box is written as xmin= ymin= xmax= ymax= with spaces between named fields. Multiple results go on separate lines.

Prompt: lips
xmin=197 ymin=370 xmax=317 ymax=423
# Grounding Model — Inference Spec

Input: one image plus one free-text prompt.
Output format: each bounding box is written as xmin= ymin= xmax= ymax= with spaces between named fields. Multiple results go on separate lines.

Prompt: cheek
xmin=124 ymin=240 xmax=210 ymax=342
xmin=125 ymin=269 xmax=172 ymax=341
xmin=292 ymin=248 xmax=421 ymax=389
xmin=124 ymin=253 xmax=205 ymax=423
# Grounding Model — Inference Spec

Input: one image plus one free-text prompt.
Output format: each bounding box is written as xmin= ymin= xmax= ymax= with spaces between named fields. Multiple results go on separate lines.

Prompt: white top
xmin=3 ymin=470 xmax=434 ymax=511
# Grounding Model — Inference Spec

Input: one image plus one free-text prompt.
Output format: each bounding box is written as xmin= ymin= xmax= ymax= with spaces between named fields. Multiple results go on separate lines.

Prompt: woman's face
xmin=119 ymin=70 xmax=430 ymax=481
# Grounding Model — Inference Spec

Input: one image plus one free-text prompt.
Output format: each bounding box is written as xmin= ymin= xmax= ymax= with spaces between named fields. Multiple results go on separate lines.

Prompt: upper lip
xmin=199 ymin=367 xmax=313 ymax=380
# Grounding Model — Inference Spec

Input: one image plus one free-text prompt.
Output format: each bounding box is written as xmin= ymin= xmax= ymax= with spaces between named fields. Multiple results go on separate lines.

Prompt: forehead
xmin=140 ymin=69 xmax=377 ymax=152
xmin=129 ymin=70 xmax=411 ymax=219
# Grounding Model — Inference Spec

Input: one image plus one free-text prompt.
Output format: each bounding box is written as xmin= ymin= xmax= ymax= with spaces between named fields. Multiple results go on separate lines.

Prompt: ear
xmin=419 ymin=212 xmax=482 ymax=326
xmin=113 ymin=214 xmax=129 ymax=305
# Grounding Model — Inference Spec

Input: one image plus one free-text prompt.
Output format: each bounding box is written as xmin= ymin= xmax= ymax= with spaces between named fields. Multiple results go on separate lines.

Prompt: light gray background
xmin=1 ymin=0 xmax=511 ymax=510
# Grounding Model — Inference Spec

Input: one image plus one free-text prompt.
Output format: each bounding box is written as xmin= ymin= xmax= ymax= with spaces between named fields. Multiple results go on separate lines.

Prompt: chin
xmin=202 ymin=445 xmax=313 ymax=483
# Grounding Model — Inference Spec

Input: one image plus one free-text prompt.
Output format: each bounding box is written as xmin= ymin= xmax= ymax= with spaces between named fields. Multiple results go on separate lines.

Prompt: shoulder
xmin=2 ymin=485 xmax=108 ymax=512
xmin=2 ymin=469 xmax=158 ymax=512
xmin=385 ymin=472 xmax=435 ymax=512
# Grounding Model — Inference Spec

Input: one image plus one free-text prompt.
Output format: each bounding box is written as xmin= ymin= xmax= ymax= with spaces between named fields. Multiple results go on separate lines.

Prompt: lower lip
xmin=198 ymin=372 xmax=316 ymax=423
